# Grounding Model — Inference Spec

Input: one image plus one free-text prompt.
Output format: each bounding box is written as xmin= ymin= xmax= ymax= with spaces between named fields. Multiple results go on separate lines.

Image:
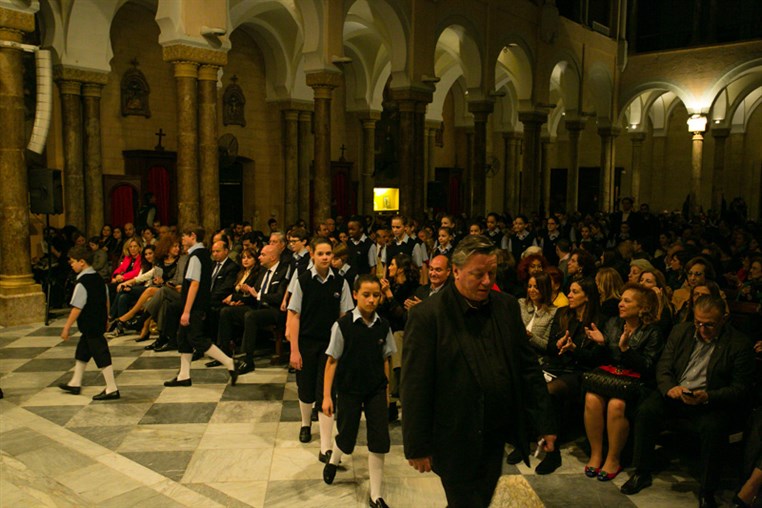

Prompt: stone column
xmin=0 ymin=7 xmax=45 ymax=325
xmin=711 ymin=128 xmax=729 ymax=213
xmin=464 ymin=128 xmax=474 ymax=215
xmin=540 ymin=136 xmax=552 ymax=216
xmin=629 ymin=132 xmax=646 ymax=204
xmin=82 ymin=80 xmax=107 ymax=237
xmin=650 ymin=133 xmax=667 ymax=208
xmin=518 ymin=111 xmax=546 ymax=214
xmin=198 ymin=64 xmax=220 ymax=233
xmin=172 ymin=61 xmax=199 ymax=228
xmin=306 ymin=71 xmax=341 ymax=224
xmin=360 ymin=115 xmax=379 ymax=216
xmin=565 ymin=120 xmax=584 ymax=214
xmin=503 ymin=131 xmax=522 ymax=215
xmin=468 ymin=100 xmax=494 ymax=217
xmin=598 ymin=126 xmax=620 ymax=212
xmin=163 ymin=45 xmax=227 ymax=230
xmin=690 ymin=130 xmax=705 ymax=214
xmin=282 ymin=108 xmax=299 ymax=226
xmin=392 ymin=88 xmax=431 ymax=218
xmin=298 ymin=111 xmax=313 ymax=224
xmin=58 ymin=79 xmax=85 ymax=231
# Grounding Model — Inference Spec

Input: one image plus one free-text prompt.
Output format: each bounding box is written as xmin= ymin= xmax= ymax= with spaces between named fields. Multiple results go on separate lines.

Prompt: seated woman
xmin=508 ymin=278 xmax=604 ymax=474
xmin=738 ymin=256 xmax=762 ymax=303
xmin=546 ymin=266 xmax=569 ymax=308
xmin=674 ymin=280 xmax=722 ymax=324
xmin=517 ymin=252 xmax=548 ymax=285
xmin=214 ymin=247 xmax=261 ymax=356
xmin=107 ymin=245 xmax=156 ymax=335
xmin=638 ymin=268 xmax=674 ymax=338
xmin=583 ymin=283 xmax=663 ymax=481
xmin=520 ymin=272 xmax=558 ymax=355
xmin=109 ymin=238 xmax=142 ymax=299
xmin=109 ymin=235 xmax=181 ymax=341
xmin=596 ymin=267 xmax=624 ymax=320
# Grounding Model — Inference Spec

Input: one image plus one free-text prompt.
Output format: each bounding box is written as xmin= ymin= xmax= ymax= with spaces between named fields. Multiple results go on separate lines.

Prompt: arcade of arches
xmin=1 ymin=0 xmax=761 ymax=325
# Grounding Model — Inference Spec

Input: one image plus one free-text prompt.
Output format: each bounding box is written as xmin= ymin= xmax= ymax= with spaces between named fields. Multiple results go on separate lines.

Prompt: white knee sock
xmin=368 ymin=452 xmax=385 ymax=502
xmin=205 ymin=344 xmax=234 ymax=370
xmin=101 ymin=365 xmax=118 ymax=393
xmin=178 ymin=353 xmax=192 ymax=380
xmin=318 ymin=411 xmax=334 ymax=453
xmin=299 ymin=401 xmax=313 ymax=427
xmin=329 ymin=439 xmax=344 ymax=465
xmin=69 ymin=360 xmax=87 ymax=386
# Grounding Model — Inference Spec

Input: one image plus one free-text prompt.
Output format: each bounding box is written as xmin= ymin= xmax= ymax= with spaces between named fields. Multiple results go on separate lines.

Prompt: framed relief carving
xmin=121 ymin=59 xmax=151 ymax=118
xmin=223 ymin=75 xmax=246 ymax=127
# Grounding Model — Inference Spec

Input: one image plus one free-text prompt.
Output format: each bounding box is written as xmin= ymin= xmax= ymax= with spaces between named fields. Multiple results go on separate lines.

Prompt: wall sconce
xmin=687 ymin=114 xmax=707 ymax=134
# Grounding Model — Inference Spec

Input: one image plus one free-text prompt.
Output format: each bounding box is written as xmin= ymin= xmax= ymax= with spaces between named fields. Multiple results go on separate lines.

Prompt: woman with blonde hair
xmin=596 ymin=267 xmax=624 ymax=320
xmin=638 ymin=269 xmax=674 ymax=338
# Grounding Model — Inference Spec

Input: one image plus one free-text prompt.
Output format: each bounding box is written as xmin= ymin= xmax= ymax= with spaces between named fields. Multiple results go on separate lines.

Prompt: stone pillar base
xmin=0 ymin=286 xmax=46 ymax=326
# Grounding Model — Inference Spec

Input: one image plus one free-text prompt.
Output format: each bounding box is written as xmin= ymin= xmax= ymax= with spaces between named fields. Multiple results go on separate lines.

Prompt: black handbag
xmin=582 ymin=365 xmax=643 ymax=400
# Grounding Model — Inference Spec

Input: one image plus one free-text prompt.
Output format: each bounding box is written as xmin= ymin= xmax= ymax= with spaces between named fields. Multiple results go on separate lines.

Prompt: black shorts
xmin=335 ymin=388 xmax=390 ymax=454
xmin=296 ymin=339 xmax=330 ymax=408
xmin=75 ymin=333 xmax=112 ymax=368
xmin=177 ymin=310 xmax=211 ymax=354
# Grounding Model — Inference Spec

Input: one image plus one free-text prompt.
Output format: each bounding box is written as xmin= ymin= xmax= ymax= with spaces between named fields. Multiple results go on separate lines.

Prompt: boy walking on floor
xmin=164 ymin=225 xmax=238 ymax=387
xmin=287 ymin=237 xmax=354 ymax=459
xmin=59 ymin=245 xmax=120 ymax=400
xmin=322 ymin=274 xmax=396 ymax=508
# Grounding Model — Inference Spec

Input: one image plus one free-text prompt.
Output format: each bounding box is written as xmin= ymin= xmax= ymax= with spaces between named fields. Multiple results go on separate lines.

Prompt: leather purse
xmin=582 ymin=365 xmax=643 ymax=400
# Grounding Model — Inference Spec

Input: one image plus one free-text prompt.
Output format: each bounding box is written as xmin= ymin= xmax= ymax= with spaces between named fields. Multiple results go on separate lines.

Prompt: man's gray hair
xmin=270 ymin=231 xmax=286 ymax=244
xmin=693 ymin=294 xmax=726 ymax=316
xmin=451 ymin=235 xmax=499 ymax=268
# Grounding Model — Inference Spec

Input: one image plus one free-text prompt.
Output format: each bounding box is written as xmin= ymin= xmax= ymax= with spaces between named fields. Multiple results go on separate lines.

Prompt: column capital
xmin=298 ymin=110 xmax=313 ymax=122
xmin=390 ymin=87 xmax=433 ymax=106
xmin=598 ymin=126 xmax=622 ymax=138
xmin=283 ymin=109 xmax=300 ymax=121
xmin=162 ymin=44 xmax=227 ymax=67
xmin=565 ymin=119 xmax=586 ymax=132
xmin=277 ymin=99 xmax=313 ymax=112
xmin=82 ymin=82 xmax=104 ymax=98
xmin=0 ymin=5 xmax=36 ymax=35
xmin=53 ymin=66 xmax=109 ymax=85
xmin=711 ymin=127 xmax=730 ymax=139
xmin=197 ymin=64 xmax=220 ymax=81
xmin=361 ymin=117 xmax=379 ymax=129
xmin=502 ymin=130 xmax=523 ymax=141
xmin=467 ymin=99 xmax=495 ymax=117
xmin=306 ymin=70 xmax=342 ymax=92
xmin=57 ymin=79 xmax=81 ymax=96
xmin=518 ymin=110 xmax=548 ymax=126
xmin=173 ymin=60 xmax=199 ymax=78
xmin=629 ymin=132 xmax=646 ymax=143
xmin=358 ymin=110 xmax=381 ymax=122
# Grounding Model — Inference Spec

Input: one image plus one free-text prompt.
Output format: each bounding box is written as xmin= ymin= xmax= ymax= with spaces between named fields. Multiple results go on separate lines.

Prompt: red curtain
xmin=111 ymin=185 xmax=135 ymax=227
xmin=147 ymin=166 xmax=170 ymax=225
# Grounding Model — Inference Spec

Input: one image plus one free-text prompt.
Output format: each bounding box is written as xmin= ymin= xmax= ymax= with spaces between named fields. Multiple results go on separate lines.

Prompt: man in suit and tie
xmin=234 ymin=244 xmax=290 ymax=374
xmin=402 ymin=235 xmax=556 ymax=507
xmin=202 ymin=240 xmax=240 ymax=349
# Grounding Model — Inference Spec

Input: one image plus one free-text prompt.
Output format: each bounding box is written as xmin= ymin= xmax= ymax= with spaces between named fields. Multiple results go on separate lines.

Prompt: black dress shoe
xmin=238 ymin=361 xmax=255 ymax=375
xmin=535 ymin=449 xmax=561 ymax=475
xmin=299 ymin=425 xmax=311 ymax=443
xmin=144 ymin=340 xmax=161 ymax=350
xmin=699 ymin=493 xmax=717 ymax=508
xmin=135 ymin=333 xmax=151 ymax=343
xmin=311 ymin=406 xmax=319 ymax=422
xmin=92 ymin=389 xmax=120 ymax=401
xmin=154 ymin=343 xmax=178 ymax=352
xmin=369 ymin=497 xmax=389 ymax=508
xmin=58 ymin=383 xmax=81 ymax=395
xmin=164 ymin=377 xmax=192 ymax=387
xmin=191 ymin=350 xmax=204 ymax=362
xmin=620 ymin=472 xmax=652 ymax=495
xmin=506 ymin=447 xmax=524 ymax=465
xmin=323 ymin=462 xmax=338 ymax=484
xmin=319 ymin=450 xmax=332 ymax=464
xmin=205 ymin=360 xmax=222 ymax=368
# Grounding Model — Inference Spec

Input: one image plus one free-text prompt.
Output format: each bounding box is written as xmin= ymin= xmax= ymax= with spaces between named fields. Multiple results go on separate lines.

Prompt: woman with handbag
xmin=508 ymin=277 xmax=604 ymax=474
xmin=582 ymin=283 xmax=664 ymax=481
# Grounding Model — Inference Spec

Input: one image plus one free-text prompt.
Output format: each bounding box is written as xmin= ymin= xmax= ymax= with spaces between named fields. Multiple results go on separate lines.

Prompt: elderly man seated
xmin=620 ymin=294 xmax=755 ymax=508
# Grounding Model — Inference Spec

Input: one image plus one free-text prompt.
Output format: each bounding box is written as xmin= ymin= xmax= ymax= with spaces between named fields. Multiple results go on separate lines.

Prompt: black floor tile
xmin=220 ymin=383 xmax=285 ymax=401
xmin=139 ymin=402 xmax=218 ymax=425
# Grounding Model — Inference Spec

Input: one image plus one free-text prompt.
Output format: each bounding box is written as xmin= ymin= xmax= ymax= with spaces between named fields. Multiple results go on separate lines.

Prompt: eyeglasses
xmin=288 ymin=239 xmax=300 ymax=244
xmin=693 ymin=320 xmax=718 ymax=330
xmin=687 ymin=271 xmax=705 ymax=277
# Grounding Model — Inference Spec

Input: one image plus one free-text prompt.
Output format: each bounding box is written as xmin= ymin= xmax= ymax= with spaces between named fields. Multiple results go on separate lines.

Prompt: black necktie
xmin=261 ymin=269 xmax=272 ymax=297
xmin=211 ymin=262 xmax=222 ymax=289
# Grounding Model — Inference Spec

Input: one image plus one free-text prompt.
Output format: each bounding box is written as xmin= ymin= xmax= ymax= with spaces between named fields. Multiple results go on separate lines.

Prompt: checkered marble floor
xmin=0 ymin=316 xmax=743 ymax=507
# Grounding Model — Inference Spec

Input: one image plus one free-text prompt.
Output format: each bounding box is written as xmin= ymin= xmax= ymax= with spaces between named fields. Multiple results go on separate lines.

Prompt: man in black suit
xmin=236 ymin=244 xmax=290 ymax=374
xmin=404 ymin=254 xmax=451 ymax=311
xmin=401 ymin=236 xmax=556 ymax=507
xmin=620 ymin=295 xmax=754 ymax=508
